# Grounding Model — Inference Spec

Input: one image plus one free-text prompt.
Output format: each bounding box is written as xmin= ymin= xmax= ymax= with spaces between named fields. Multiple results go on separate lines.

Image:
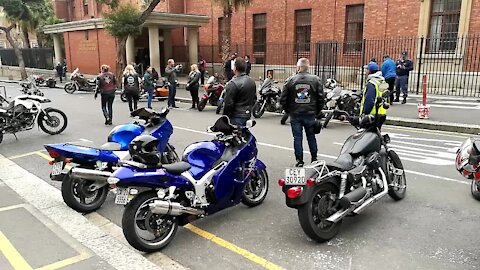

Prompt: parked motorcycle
xmin=322 ymin=79 xmax=361 ymax=128
xmin=120 ymin=77 xmax=169 ymax=103
xmin=110 ymin=116 xmax=269 ymax=252
xmin=0 ymin=87 xmax=68 ymax=144
xmin=455 ymin=137 xmax=480 ymax=201
xmin=20 ymin=78 xmax=44 ymax=96
xmin=279 ymin=92 xmax=406 ymax=242
xmin=64 ymin=68 xmax=96 ymax=94
xmin=43 ymin=108 xmax=179 ymax=213
xmin=252 ymin=78 xmax=282 ymax=118
xmin=33 ymin=75 xmax=56 ymax=88
xmin=198 ymin=76 xmax=225 ymax=112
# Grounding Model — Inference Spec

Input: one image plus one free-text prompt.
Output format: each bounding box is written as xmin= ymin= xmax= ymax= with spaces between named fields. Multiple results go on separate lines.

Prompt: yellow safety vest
xmin=360 ymin=80 xmax=387 ymax=115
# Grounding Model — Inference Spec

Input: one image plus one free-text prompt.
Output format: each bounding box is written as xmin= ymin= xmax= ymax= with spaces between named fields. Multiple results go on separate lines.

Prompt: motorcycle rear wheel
xmin=252 ymin=102 xmax=265 ymax=118
xmin=471 ymin=180 xmax=480 ymax=201
xmin=298 ymin=183 xmax=342 ymax=242
xmin=122 ymin=191 xmax=178 ymax=252
xmin=64 ymin=83 xmax=76 ymax=94
xmin=38 ymin=108 xmax=68 ymax=135
xmin=323 ymin=112 xmax=334 ymax=128
xmin=387 ymin=150 xmax=407 ymax=201
xmin=216 ymin=100 xmax=223 ymax=115
xmin=61 ymin=173 xmax=109 ymax=213
xmin=197 ymin=98 xmax=207 ymax=111
xmin=242 ymin=169 xmax=269 ymax=207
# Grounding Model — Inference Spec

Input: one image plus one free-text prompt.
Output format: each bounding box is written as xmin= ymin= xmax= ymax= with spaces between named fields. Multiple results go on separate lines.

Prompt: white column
xmin=187 ymin=27 xmax=199 ymax=66
xmin=163 ymin=29 xmax=173 ymax=60
xmin=148 ymin=25 xmax=160 ymax=73
xmin=52 ymin=34 xmax=63 ymax=64
xmin=126 ymin=35 xmax=135 ymax=65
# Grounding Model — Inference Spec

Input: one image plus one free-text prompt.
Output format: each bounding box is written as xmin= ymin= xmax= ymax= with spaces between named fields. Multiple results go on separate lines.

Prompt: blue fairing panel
xmin=183 ymin=141 xmax=225 ymax=179
xmin=108 ymin=124 xmax=145 ymax=150
xmin=150 ymin=119 xmax=174 ymax=152
xmin=45 ymin=143 xmax=119 ymax=163
xmin=255 ymin=159 xmax=267 ymax=170
xmin=113 ymin=166 xmax=193 ymax=189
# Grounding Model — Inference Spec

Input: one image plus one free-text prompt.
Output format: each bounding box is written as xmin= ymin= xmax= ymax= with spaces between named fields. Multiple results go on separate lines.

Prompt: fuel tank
xmin=107 ymin=124 xmax=145 ymax=151
xmin=182 ymin=141 xmax=226 ymax=179
xmin=341 ymin=130 xmax=381 ymax=157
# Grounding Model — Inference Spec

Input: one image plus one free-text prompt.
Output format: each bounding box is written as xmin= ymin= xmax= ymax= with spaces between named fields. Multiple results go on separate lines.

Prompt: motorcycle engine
xmin=10 ymin=105 xmax=36 ymax=131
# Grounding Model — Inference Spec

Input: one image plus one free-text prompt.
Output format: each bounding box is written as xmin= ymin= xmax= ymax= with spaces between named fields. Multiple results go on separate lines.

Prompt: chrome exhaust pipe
xmin=70 ymin=168 xmax=112 ymax=182
xmin=149 ymin=200 xmax=205 ymax=216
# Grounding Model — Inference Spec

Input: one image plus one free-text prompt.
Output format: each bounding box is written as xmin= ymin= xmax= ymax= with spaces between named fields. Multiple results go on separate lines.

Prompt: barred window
xmin=253 ymin=13 xmax=266 ymax=53
xmin=428 ymin=0 xmax=461 ymax=52
xmin=344 ymin=5 xmax=364 ymax=53
xmin=295 ymin=9 xmax=311 ymax=52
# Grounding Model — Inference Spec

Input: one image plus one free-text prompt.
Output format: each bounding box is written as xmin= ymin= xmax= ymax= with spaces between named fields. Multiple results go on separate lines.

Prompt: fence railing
xmin=0 ymin=48 xmax=54 ymax=70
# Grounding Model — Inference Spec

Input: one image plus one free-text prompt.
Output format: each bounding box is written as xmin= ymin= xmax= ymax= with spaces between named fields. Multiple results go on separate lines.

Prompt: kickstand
xmin=13 ymin=133 xmax=17 ymax=140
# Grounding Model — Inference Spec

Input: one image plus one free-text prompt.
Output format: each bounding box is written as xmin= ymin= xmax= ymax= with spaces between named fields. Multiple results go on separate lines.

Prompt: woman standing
xmin=186 ymin=64 xmax=201 ymax=109
xmin=123 ymin=65 xmax=141 ymax=112
xmin=95 ymin=65 xmax=116 ymax=125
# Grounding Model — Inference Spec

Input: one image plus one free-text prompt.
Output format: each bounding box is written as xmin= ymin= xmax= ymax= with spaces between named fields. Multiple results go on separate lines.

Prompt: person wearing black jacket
xmin=280 ymin=58 xmax=324 ymax=167
xmin=187 ymin=64 xmax=201 ymax=109
xmin=223 ymin=58 xmax=256 ymax=127
xmin=245 ymin=55 xmax=252 ymax=76
xmin=395 ymin=51 xmax=414 ymax=104
xmin=95 ymin=65 xmax=117 ymax=125
xmin=122 ymin=64 xmax=141 ymax=112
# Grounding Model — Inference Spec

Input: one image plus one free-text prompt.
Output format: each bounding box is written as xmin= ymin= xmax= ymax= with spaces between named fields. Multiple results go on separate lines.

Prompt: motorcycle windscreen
xmin=108 ymin=124 xmax=144 ymax=151
xmin=341 ymin=131 xmax=381 ymax=157
xmin=149 ymin=119 xmax=173 ymax=153
xmin=182 ymin=141 xmax=225 ymax=180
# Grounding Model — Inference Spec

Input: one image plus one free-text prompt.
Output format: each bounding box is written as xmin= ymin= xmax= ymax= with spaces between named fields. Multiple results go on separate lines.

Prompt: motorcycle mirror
xmin=245 ymin=120 xmax=256 ymax=129
xmin=206 ymin=126 xmax=214 ymax=133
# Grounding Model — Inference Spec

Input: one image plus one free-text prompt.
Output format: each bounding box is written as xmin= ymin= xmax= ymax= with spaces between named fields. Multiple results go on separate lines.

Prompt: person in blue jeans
xmin=395 ymin=51 xmax=414 ymax=104
xmin=143 ymin=67 xmax=154 ymax=108
xmin=165 ymin=59 xmax=182 ymax=108
xmin=381 ymin=54 xmax=397 ymax=103
xmin=280 ymin=58 xmax=325 ymax=167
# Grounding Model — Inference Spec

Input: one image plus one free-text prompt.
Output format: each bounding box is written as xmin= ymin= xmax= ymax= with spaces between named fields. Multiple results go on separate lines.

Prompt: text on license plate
xmin=285 ymin=168 xmax=306 ymax=185
xmin=52 ymin=162 xmax=64 ymax=176
xmin=114 ymin=188 xmax=130 ymax=205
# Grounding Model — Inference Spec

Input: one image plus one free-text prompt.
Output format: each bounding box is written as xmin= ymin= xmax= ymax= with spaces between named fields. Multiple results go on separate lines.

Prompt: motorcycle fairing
xmin=182 ymin=141 xmax=225 ymax=180
xmin=107 ymin=124 xmax=145 ymax=151
xmin=114 ymin=165 xmax=193 ymax=189
xmin=45 ymin=143 xmax=120 ymax=164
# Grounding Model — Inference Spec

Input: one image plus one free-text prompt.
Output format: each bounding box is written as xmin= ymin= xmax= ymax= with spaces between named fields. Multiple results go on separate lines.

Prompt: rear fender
xmin=44 ymin=143 xmax=120 ymax=164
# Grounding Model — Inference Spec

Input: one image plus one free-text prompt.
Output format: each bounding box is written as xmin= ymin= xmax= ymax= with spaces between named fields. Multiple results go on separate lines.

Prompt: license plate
xmin=285 ymin=168 xmax=306 ymax=185
xmin=52 ymin=162 xmax=64 ymax=176
xmin=114 ymin=188 xmax=130 ymax=205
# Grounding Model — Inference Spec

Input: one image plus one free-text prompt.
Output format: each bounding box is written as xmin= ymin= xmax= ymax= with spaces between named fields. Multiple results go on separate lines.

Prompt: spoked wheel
xmin=61 ymin=173 xmax=109 ymax=213
xmin=471 ymin=180 xmax=480 ymax=201
xmin=252 ymin=101 xmax=265 ymax=118
xmin=122 ymin=192 xmax=178 ymax=252
xmin=38 ymin=108 xmax=68 ymax=135
xmin=242 ymin=169 xmax=269 ymax=207
xmin=197 ymin=98 xmax=207 ymax=111
xmin=387 ymin=150 xmax=407 ymax=200
xmin=298 ymin=183 xmax=342 ymax=242
xmin=64 ymin=83 xmax=76 ymax=94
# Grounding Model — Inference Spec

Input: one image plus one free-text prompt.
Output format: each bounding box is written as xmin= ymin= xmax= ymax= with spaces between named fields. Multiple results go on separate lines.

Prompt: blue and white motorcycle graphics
xmin=111 ymin=116 xmax=269 ymax=252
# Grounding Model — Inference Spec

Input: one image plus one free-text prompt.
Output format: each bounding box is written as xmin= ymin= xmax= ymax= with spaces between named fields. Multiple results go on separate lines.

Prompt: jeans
xmin=168 ymin=83 xmax=177 ymax=107
xmin=101 ymin=93 xmax=115 ymax=121
xmin=190 ymin=86 xmax=199 ymax=108
xmin=125 ymin=92 xmax=139 ymax=112
xmin=200 ymin=71 xmax=205 ymax=85
xmin=231 ymin=116 xmax=249 ymax=127
xmin=385 ymin=77 xmax=395 ymax=103
xmin=146 ymin=86 xmax=153 ymax=108
xmin=395 ymin=75 xmax=409 ymax=99
xmin=290 ymin=114 xmax=318 ymax=162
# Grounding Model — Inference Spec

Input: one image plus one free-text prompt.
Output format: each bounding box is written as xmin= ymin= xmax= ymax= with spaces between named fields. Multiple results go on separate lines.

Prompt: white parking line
xmin=173 ymin=125 xmax=469 ymax=185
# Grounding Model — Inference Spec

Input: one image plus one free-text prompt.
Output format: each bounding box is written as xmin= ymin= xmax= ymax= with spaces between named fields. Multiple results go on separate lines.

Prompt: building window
xmin=295 ymin=9 xmax=311 ymax=52
xmin=253 ymin=13 xmax=266 ymax=53
xmin=428 ymin=0 xmax=461 ymax=52
xmin=218 ymin=17 xmax=225 ymax=51
xmin=344 ymin=4 xmax=364 ymax=53
xmin=83 ymin=0 xmax=89 ymax=16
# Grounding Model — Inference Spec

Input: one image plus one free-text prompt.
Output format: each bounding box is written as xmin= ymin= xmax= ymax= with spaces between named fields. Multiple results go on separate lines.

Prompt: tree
xmin=214 ymin=0 xmax=251 ymax=61
xmin=100 ymin=0 xmax=164 ymax=83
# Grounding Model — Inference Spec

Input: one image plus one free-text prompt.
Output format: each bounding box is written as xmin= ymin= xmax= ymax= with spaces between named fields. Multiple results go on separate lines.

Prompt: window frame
xmin=294 ymin=9 xmax=312 ymax=53
xmin=344 ymin=4 xmax=365 ymax=54
xmin=427 ymin=0 xmax=462 ymax=53
xmin=253 ymin=13 xmax=267 ymax=53
xmin=218 ymin=17 xmax=225 ymax=53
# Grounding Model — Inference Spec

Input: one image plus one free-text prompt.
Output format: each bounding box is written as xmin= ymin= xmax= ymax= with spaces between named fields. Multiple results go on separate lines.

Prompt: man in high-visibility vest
xmin=360 ymin=61 xmax=387 ymax=129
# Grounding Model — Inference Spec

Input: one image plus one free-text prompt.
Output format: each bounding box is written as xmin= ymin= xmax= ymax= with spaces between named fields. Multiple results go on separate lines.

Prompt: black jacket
xmin=223 ymin=73 xmax=257 ymax=118
xmin=395 ymin=58 xmax=414 ymax=76
xmin=187 ymin=71 xmax=201 ymax=90
xmin=246 ymin=61 xmax=252 ymax=75
xmin=123 ymin=74 xmax=140 ymax=94
xmin=280 ymin=71 xmax=324 ymax=116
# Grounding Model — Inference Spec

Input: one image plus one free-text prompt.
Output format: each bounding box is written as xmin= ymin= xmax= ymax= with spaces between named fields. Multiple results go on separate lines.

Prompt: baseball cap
xmin=363 ymin=61 xmax=379 ymax=72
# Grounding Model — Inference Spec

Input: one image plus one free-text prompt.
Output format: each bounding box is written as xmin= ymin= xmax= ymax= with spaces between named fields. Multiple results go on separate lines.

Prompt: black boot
xmin=402 ymin=98 xmax=407 ymax=104
xmin=295 ymin=160 xmax=304 ymax=167
xmin=104 ymin=118 xmax=109 ymax=125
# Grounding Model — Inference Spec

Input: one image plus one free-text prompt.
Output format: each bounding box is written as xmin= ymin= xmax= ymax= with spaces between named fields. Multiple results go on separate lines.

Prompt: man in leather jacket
xmin=280 ymin=58 xmax=324 ymax=167
xmin=223 ymin=58 xmax=256 ymax=127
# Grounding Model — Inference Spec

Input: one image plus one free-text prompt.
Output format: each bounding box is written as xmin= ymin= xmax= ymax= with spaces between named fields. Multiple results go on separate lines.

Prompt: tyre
xmin=197 ymin=98 xmax=207 ymax=111
xmin=122 ymin=191 xmax=178 ymax=252
xmin=216 ymin=100 xmax=223 ymax=115
xmin=280 ymin=114 xmax=289 ymax=125
xmin=252 ymin=101 xmax=265 ymax=118
xmin=38 ymin=108 xmax=68 ymax=135
xmin=0 ymin=132 xmax=3 ymax=144
xmin=471 ymin=180 xmax=480 ymax=201
xmin=242 ymin=169 xmax=269 ymax=207
xmin=297 ymin=183 xmax=342 ymax=242
xmin=61 ymin=173 xmax=109 ymax=213
xmin=64 ymin=83 xmax=76 ymax=94
xmin=386 ymin=150 xmax=407 ymax=201
xmin=120 ymin=92 xmax=127 ymax=102
xmin=323 ymin=112 xmax=334 ymax=128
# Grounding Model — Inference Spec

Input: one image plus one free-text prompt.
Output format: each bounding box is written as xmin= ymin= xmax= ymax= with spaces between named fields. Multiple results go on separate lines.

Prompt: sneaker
xmin=104 ymin=118 xmax=109 ymax=125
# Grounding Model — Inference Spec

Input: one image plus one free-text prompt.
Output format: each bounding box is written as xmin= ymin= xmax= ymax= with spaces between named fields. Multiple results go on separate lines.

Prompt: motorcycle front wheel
xmin=38 ymin=108 xmax=68 ymax=135
xmin=298 ymin=183 xmax=342 ymax=242
xmin=242 ymin=169 xmax=269 ymax=207
xmin=323 ymin=112 xmax=334 ymax=128
xmin=120 ymin=92 xmax=127 ymax=102
xmin=197 ymin=98 xmax=207 ymax=111
xmin=386 ymin=150 xmax=407 ymax=201
xmin=64 ymin=83 xmax=76 ymax=94
xmin=122 ymin=191 xmax=178 ymax=252
xmin=252 ymin=101 xmax=265 ymax=118
xmin=61 ymin=172 xmax=109 ymax=213
xmin=471 ymin=180 xmax=480 ymax=201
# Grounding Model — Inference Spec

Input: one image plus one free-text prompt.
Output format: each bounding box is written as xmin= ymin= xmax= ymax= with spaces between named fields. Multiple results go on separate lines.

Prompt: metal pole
xmin=416 ymin=36 xmax=424 ymax=95
xmin=360 ymin=38 xmax=366 ymax=91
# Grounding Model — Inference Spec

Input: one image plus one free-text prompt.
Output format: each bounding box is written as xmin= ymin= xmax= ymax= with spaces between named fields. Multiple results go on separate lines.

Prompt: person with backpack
xmin=95 ymin=65 xmax=117 ymax=125
xmin=122 ymin=65 xmax=141 ymax=112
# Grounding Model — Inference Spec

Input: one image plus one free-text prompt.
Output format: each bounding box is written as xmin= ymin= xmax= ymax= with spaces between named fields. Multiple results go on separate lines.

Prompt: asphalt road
xmin=0 ymin=85 xmax=479 ymax=270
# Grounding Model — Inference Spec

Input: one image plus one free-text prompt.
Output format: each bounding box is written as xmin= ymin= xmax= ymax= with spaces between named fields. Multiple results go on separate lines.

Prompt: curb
xmin=0 ymin=154 xmax=182 ymax=270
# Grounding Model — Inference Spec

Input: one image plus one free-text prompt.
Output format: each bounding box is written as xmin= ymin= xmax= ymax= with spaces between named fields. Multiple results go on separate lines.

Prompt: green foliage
xmin=0 ymin=0 xmax=31 ymax=21
xmin=213 ymin=0 xmax=250 ymax=11
xmin=103 ymin=4 xmax=142 ymax=38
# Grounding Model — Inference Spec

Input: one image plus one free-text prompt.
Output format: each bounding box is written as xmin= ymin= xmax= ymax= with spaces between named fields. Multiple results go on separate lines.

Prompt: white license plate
xmin=52 ymin=162 xmax=64 ymax=176
xmin=114 ymin=188 xmax=130 ymax=205
xmin=285 ymin=168 xmax=306 ymax=185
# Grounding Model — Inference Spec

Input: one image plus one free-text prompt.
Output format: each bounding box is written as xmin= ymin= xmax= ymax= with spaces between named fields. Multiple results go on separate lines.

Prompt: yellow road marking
xmin=8 ymin=151 xmax=45 ymax=160
xmin=35 ymin=252 xmax=91 ymax=270
xmin=35 ymin=152 xmax=53 ymax=162
xmin=184 ymin=224 xmax=285 ymax=270
xmin=0 ymin=231 xmax=33 ymax=270
xmin=0 ymin=204 xmax=27 ymax=212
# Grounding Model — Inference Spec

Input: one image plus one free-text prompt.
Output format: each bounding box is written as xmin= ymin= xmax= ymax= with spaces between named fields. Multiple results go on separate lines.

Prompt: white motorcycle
xmin=0 ymin=87 xmax=68 ymax=144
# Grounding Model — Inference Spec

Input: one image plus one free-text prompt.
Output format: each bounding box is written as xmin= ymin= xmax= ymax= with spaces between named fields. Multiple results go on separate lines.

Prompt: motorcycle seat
xmin=99 ymin=142 xmax=122 ymax=151
xmin=163 ymin=162 xmax=191 ymax=175
xmin=328 ymin=153 xmax=353 ymax=171
xmin=87 ymin=79 xmax=97 ymax=84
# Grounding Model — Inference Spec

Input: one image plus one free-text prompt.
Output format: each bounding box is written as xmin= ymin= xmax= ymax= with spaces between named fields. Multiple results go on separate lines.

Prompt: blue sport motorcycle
xmin=44 ymin=108 xmax=179 ymax=213
xmin=109 ymin=116 xmax=269 ymax=252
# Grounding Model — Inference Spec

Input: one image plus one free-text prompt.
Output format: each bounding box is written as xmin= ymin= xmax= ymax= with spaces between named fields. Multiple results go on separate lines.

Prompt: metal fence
xmin=177 ymin=35 xmax=480 ymax=97
xmin=0 ymin=48 xmax=54 ymax=70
